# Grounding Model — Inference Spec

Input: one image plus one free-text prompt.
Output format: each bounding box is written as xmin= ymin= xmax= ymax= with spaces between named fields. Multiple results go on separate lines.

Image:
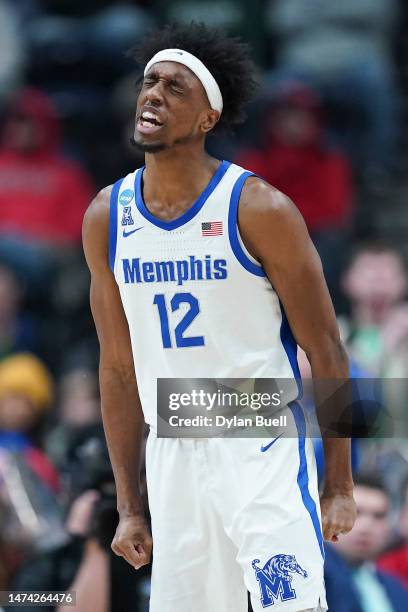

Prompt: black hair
xmin=128 ymin=22 xmax=258 ymax=133
xmin=354 ymin=472 xmax=388 ymax=496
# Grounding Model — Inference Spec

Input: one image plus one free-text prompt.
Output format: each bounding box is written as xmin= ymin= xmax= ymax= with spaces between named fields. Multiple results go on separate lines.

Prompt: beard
xmin=130 ymin=130 xmax=197 ymax=155
xmin=129 ymin=136 xmax=168 ymax=154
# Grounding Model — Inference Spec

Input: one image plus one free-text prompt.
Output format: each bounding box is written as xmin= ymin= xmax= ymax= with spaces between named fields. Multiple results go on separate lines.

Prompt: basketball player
xmin=83 ymin=23 xmax=356 ymax=612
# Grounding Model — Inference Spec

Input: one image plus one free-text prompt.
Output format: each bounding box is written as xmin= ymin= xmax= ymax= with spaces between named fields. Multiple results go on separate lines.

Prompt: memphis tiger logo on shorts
xmin=252 ymin=554 xmax=308 ymax=607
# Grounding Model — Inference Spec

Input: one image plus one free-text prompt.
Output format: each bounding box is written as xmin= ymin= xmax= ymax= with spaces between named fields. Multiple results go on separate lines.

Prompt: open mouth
xmin=137 ymin=111 xmax=164 ymax=135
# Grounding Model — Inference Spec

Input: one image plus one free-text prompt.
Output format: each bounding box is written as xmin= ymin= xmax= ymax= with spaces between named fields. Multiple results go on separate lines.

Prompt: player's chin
xmin=132 ymin=134 xmax=168 ymax=154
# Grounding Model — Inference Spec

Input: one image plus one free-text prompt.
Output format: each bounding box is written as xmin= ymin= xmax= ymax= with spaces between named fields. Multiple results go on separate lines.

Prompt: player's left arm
xmin=239 ymin=177 xmax=357 ymax=541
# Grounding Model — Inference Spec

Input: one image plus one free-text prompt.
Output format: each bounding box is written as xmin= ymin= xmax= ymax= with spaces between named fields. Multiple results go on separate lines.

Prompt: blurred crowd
xmin=0 ymin=1 xmax=408 ymax=611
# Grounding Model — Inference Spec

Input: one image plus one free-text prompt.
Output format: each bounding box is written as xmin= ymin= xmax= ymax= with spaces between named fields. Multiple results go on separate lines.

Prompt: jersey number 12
xmin=153 ymin=292 xmax=204 ymax=348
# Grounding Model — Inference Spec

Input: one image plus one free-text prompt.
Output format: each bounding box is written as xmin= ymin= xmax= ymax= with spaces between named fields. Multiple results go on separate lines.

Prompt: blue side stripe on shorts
xmin=290 ymin=402 xmax=325 ymax=559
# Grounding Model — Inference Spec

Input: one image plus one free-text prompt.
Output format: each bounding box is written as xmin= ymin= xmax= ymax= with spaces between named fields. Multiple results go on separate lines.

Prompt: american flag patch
xmin=201 ymin=221 xmax=223 ymax=236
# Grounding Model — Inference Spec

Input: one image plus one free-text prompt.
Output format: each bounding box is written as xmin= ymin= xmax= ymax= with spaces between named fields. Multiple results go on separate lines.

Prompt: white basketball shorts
xmin=145 ymin=403 xmax=327 ymax=612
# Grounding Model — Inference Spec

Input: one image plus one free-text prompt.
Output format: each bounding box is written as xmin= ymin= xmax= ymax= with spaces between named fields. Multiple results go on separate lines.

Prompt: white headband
xmin=144 ymin=48 xmax=223 ymax=114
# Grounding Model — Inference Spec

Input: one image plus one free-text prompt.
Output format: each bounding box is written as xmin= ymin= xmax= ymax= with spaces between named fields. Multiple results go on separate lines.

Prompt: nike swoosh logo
xmin=260 ymin=433 xmax=284 ymax=452
xmin=123 ymin=227 xmax=144 ymax=237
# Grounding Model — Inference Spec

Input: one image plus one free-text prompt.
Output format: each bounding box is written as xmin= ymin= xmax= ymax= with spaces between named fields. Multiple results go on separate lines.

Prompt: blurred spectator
xmin=325 ymin=473 xmax=408 ymax=612
xmin=340 ymin=243 xmax=408 ymax=374
xmin=14 ymin=449 xmax=150 ymax=612
xmin=88 ymin=2 xmax=155 ymax=67
xmin=26 ymin=2 xmax=154 ymax=97
xmin=236 ymin=83 xmax=353 ymax=307
xmin=161 ymin=0 xmax=245 ymax=29
xmin=236 ymin=83 xmax=353 ymax=233
xmin=45 ymin=368 xmax=101 ymax=472
xmin=0 ymin=451 xmax=65 ymax=561
xmin=0 ymin=264 xmax=38 ymax=359
xmin=58 ymin=536 xmax=109 ymax=612
xmin=90 ymin=74 xmax=144 ymax=188
xmin=381 ymin=304 xmax=408 ymax=375
xmin=0 ymin=87 xmax=95 ymax=304
xmin=54 ymin=368 xmax=99 ymax=428
xmin=0 ymin=499 xmax=21 ymax=588
xmin=0 ymin=1 xmax=25 ymax=106
xmin=378 ymin=475 xmax=408 ymax=587
xmin=12 ymin=490 xmax=100 ymax=612
xmin=48 ymin=421 xmax=113 ymax=506
xmin=267 ymin=0 xmax=400 ymax=175
xmin=0 ymin=354 xmax=65 ymax=563
xmin=0 ymin=88 xmax=94 ymax=244
xmin=158 ymin=0 xmax=265 ymax=61
xmin=0 ymin=353 xmax=58 ymax=493
xmin=10 ymin=425 xmax=115 ymax=593
xmin=379 ymin=303 xmax=408 ymax=435
xmin=60 ymin=494 xmax=151 ymax=612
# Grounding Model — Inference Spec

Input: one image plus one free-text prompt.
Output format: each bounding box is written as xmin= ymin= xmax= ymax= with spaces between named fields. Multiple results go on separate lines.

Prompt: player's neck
xmin=143 ymin=148 xmax=219 ymax=207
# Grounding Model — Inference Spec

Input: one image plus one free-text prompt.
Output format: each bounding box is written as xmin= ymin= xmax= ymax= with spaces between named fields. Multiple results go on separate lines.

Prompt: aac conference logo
xmin=119 ymin=189 xmax=134 ymax=206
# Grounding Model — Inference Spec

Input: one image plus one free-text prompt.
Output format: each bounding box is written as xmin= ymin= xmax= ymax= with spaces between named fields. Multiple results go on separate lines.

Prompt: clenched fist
xmin=111 ymin=513 xmax=152 ymax=569
xmin=320 ymin=490 xmax=357 ymax=543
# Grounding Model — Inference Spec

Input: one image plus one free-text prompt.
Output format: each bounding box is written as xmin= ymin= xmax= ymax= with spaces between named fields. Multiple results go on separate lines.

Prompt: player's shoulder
xmin=83 ymin=185 xmax=113 ymax=227
xmin=238 ymin=173 xmax=299 ymax=221
xmin=83 ymin=167 xmax=140 ymax=228
xmin=234 ymin=169 xmax=310 ymax=262
xmin=82 ymin=185 xmax=114 ymax=264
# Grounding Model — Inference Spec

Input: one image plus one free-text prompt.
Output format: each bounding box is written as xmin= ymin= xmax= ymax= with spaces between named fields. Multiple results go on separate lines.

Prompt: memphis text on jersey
xmin=122 ymin=255 xmax=227 ymax=286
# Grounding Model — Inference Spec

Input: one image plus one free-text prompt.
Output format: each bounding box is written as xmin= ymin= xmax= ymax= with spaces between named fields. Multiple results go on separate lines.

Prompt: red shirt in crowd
xmin=378 ymin=546 xmax=408 ymax=588
xmin=236 ymin=144 xmax=352 ymax=233
xmin=235 ymin=84 xmax=353 ymax=234
xmin=0 ymin=88 xmax=94 ymax=243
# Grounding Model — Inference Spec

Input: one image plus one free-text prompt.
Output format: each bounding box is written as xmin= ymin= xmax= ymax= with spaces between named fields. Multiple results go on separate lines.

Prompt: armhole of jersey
xmin=109 ymin=178 xmax=124 ymax=273
xmin=227 ymin=171 xmax=266 ymax=277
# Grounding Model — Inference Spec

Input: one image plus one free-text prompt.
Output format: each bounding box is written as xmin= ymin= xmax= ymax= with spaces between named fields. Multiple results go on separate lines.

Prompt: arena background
xmin=0 ymin=1 xmax=408 ymax=610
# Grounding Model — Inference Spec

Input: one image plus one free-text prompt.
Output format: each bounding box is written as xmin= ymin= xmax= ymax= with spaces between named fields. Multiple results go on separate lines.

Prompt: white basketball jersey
xmin=109 ymin=161 xmax=299 ymax=430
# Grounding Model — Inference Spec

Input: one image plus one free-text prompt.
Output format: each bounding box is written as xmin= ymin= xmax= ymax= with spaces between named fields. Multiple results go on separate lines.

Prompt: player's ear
xmin=201 ymin=109 xmax=220 ymax=133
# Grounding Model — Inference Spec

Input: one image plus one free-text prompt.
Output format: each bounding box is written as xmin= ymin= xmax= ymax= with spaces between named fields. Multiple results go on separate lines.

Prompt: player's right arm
xmin=82 ymin=187 xmax=152 ymax=570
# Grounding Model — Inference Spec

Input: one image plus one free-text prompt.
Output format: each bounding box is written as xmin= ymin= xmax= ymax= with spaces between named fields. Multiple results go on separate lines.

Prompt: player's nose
xmin=144 ymin=82 xmax=165 ymax=107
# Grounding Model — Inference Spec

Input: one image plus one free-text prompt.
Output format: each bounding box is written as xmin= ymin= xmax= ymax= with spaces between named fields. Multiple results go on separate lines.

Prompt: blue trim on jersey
xmin=227 ymin=171 xmax=266 ymax=276
xmin=134 ymin=160 xmax=231 ymax=231
xmin=279 ymin=301 xmax=302 ymax=382
xmin=279 ymin=300 xmax=303 ymax=402
xmin=109 ymin=178 xmax=124 ymax=272
xmin=290 ymin=401 xmax=325 ymax=560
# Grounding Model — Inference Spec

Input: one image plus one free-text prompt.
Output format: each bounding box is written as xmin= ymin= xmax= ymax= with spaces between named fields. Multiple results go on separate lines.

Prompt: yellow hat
xmin=0 ymin=353 xmax=54 ymax=411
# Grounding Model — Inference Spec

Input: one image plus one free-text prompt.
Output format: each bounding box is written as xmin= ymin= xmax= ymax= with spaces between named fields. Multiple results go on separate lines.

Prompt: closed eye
xmin=143 ymin=77 xmax=157 ymax=86
xmin=169 ymin=80 xmax=184 ymax=93
xmin=141 ymin=74 xmax=187 ymax=95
